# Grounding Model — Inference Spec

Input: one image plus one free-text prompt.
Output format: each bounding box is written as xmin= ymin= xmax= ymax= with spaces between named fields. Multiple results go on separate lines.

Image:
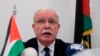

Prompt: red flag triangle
xmin=10 ymin=15 xmax=21 ymax=43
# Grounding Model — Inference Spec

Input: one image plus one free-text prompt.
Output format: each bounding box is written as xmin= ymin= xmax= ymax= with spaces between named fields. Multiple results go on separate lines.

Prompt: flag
xmin=74 ymin=0 xmax=93 ymax=48
xmin=1 ymin=15 xmax=24 ymax=56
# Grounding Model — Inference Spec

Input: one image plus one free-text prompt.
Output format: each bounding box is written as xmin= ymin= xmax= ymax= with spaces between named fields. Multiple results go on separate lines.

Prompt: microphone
xmin=20 ymin=47 xmax=37 ymax=56
xmin=66 ymin=44 xmax=84 ymax=56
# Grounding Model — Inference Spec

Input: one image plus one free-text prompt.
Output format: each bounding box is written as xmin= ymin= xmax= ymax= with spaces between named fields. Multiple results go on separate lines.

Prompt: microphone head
xmin=20 ymin=47 xmax=37 ymax=56
xmin=66 ymin=44 xmax=84 ymax=56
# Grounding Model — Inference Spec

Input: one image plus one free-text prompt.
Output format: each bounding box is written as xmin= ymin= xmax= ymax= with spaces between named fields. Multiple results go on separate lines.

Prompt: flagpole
xmin=13 ymin=4 xmax=16 ymax=16
xmin=0 ymin=4 xmax=17 ymax=56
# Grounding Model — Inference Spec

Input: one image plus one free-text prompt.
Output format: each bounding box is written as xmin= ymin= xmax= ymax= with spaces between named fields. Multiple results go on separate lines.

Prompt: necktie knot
xmin=44 ymin=47 xmax=49 ymax=52
xmin=44 ymin=47 xmax=50 ymax=56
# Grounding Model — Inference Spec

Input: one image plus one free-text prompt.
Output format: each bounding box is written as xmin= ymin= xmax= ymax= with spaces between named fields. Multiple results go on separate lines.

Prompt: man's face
xmin=32 ymin=9 xmax=60 ymax=45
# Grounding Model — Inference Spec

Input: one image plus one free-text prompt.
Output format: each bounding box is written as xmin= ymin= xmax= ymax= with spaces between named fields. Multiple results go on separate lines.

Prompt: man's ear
xmin=32 ymin=24 xmax=34 ymax=28
xmin=58 ymin=24 xmax=60 ymax=29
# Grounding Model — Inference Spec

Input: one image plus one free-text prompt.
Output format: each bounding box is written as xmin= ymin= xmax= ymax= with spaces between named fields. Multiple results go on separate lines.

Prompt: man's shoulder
xmin=55 ymin=39 xmax=70 ymax=46
xmin=24 ymin=38 xmax=38 ymax=48
xmin=25 ymin=38 xmax=37 ymax=42
xmin=24 ymin=38 xmax=37 ymax=44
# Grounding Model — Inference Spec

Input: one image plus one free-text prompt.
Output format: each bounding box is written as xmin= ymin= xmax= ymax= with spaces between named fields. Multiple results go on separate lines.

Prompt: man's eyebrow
xmin=34 ymin=18 xmax=44 ymax=20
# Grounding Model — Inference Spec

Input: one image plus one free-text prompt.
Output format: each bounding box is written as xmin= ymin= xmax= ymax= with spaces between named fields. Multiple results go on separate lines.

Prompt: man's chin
xmin=41 ymin=37 xmax=53 ymax=42
xmin=42 ymin=39 xmax=54 ymax=45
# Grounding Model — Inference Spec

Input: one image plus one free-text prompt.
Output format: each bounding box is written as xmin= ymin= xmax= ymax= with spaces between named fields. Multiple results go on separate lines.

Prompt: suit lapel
xmin=54 ymin=39 xmax=66 ymax=56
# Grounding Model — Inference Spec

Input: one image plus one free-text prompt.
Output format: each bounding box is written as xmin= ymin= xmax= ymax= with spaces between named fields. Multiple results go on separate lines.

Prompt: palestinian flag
xmin=74 ymin=0 xmax=93 ymax=48
xmin=1 ymin=15 xmax=24 ymax=56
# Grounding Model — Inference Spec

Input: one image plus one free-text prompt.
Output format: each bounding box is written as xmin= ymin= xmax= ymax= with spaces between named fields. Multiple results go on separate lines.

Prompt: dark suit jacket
xmin=24 ymin=38 xmax=69 ymax=56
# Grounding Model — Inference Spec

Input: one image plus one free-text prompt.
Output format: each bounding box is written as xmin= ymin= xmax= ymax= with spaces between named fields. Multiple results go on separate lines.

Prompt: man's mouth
xmin=43 ymin=32 xmax=52 ymax=35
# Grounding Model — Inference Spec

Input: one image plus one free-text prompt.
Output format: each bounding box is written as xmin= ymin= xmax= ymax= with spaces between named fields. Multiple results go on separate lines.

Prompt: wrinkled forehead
xmin=33 ymin=9 xmax=59 ymax=21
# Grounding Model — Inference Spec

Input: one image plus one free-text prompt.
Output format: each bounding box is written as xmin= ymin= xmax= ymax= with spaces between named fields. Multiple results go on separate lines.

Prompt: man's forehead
xmin=34 ymin=9 xmax=58 ymax=18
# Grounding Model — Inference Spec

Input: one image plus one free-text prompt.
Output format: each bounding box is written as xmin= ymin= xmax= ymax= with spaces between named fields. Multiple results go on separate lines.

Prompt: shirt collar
xmin=38 ymin=40 xmax=55 ymax=52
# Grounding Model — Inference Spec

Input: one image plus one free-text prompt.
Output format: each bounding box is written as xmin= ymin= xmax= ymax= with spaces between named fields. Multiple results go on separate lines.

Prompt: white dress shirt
xmin=38 ymin=41 xmax=55 ymax=56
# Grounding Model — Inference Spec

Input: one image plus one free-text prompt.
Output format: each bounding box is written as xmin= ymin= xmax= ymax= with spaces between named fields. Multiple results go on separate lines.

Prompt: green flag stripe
xmin=9 ymin=40 xmax=24 ymax=56
xmin=83 ymin=14 xmax=92 ymax=36
xmin=83 ymin=15 xmax=92 ymax=32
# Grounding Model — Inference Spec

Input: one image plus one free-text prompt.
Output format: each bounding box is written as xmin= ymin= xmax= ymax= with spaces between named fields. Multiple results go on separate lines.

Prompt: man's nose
xmin=44 ymin=21 xmax=50 ymax=29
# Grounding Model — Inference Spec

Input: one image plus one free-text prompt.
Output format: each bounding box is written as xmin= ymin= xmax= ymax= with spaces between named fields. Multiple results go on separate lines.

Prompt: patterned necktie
xmin=44 ymin=47 xmax=50 ymax=56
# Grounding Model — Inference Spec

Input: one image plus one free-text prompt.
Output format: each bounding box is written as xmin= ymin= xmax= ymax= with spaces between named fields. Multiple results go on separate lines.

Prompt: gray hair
xmin=33 ymin=8 xmax=59 ymax=22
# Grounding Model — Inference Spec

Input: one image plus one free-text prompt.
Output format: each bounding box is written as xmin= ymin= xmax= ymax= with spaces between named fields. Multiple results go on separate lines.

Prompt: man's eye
xmin=49 ymin=20 xmax=55 ymax=23
xmin=49 ymin=20 xmax=57 ymax=24
xmin=37 ymin=20 xmax=45 ymax=23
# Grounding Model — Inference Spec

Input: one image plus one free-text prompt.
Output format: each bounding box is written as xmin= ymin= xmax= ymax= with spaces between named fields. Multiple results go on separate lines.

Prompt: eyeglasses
xmin=34 ymin=18 xmax=59 ymax=25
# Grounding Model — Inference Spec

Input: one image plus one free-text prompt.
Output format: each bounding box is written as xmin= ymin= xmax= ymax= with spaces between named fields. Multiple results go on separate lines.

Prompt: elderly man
xmin=24 ymin=8 xmax=84 ymax=56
